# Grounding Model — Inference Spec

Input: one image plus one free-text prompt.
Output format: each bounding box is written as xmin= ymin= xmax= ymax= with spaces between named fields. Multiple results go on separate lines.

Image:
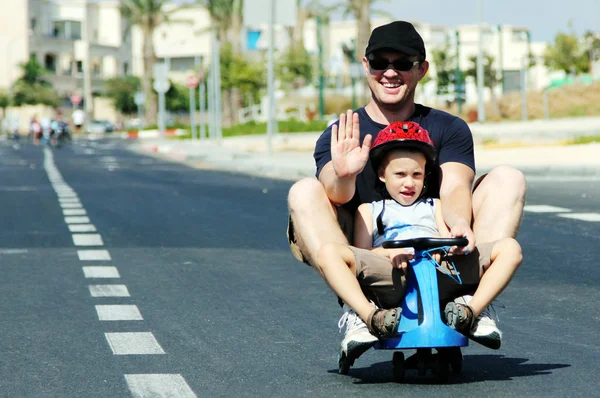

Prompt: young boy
xmin=317 ymin=121 xmax=522 ymax=362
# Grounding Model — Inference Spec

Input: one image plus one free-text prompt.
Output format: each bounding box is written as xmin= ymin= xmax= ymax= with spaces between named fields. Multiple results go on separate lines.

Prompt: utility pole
xmin=454 ymin=30 xmax=463 ymax=114
xmin=476 ymin=0 xmax=485 ymax=122
xmin=497 ymin=24 xmax=504 ymax=94
xmin=316 ymin=15 xmax=325 ymax=119
xmin=266 ymin=0 xmax=276 ymax=154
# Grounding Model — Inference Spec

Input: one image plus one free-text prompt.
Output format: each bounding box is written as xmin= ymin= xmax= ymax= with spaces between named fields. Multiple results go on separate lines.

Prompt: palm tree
xmin=196 ymin=0 xmax=244 ymax=126
xmin=120 ymin=0 xmax=188 ymax=125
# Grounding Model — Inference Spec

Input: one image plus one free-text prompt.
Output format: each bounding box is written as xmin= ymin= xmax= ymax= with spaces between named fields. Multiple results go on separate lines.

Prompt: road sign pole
xmin=189 ymin=86 xmax=197 ymax=140
xmin=199 ymin=80 xmax=206 ymax=140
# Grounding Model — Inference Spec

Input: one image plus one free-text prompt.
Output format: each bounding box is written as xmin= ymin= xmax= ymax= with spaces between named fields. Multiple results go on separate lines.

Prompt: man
xmin=286 ymin=21 xmax=526 ymax=365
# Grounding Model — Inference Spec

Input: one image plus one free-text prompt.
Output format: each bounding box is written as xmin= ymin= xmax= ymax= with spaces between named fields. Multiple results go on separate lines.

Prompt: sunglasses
xmin=368 ymin=58 xmax=420 ymax=72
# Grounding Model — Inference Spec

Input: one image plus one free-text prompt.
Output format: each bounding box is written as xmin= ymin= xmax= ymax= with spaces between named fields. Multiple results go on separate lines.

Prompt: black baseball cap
xmin=365 ymin=21 xmax=426 ymax=59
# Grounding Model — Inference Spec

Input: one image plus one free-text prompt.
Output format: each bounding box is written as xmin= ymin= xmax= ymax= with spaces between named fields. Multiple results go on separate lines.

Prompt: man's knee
xmin=486 ymin=165 xmax=527 ymax=197
xmin=474 ymin=166 xmax=527 ymax=207
xmin=288 ymin=178 xmax=327 ymax=213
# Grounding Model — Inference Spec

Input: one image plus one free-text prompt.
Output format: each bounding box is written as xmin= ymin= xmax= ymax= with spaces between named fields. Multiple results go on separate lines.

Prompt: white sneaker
xmin=338 ymin=305 xmax=378 ymax=373
xmin=455 ymin=295 xmax=503 ymax=349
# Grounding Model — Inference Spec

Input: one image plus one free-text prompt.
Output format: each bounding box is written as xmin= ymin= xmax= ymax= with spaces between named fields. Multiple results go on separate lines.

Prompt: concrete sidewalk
xmin=127 ymin=134 xmax=600 ymax=181
xmin=125 ymin=115 xmax=600 ymax=180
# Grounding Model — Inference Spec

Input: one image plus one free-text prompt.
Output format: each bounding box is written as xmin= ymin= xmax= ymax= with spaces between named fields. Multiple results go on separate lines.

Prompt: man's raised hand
xmin=331 ymin=110 xmax=372 ymax=178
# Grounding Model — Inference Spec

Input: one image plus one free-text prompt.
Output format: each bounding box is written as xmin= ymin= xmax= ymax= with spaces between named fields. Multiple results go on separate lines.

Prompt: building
xmin=0 ymin=0 xmax=131 ymax=109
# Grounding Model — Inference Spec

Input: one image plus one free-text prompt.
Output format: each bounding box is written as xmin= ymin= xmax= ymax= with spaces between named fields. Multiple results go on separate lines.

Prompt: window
xmin=31 ymin=17 xmax=37 ymax=32
xmin=123 ymin=62 xmax=129 ymax=75
xmin=52 ymin=20 xmax=82 ymax=40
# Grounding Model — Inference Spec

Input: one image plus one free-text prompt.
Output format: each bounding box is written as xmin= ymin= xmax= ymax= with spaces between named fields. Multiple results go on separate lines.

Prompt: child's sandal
xmin=366 ymin=307 xmax=402 ymax=338
xmin=444 ymin=302 xmax=475 ymax=333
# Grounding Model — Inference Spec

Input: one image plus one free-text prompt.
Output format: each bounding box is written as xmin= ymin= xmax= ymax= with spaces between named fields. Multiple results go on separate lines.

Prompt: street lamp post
xmin=476 ymin=0 xmax=486 ymax=122
xmin=454 ymin=30 xmax=463 ymax=114
xmin=316 ymin=15 xmax=325 ymax=119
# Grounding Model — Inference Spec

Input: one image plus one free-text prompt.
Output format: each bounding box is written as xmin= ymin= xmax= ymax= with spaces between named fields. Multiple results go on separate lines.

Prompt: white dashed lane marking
xmin=63 ymin=208 xmax=87 ymax=216
xmin=59 ymin=197 xmax=80 ymax=203
xmin=96 ymin=305 xmax=143 ymax=321
xmin=524 ymin=204 xmax=600 ymax=222
xmin=65 ymin=216 xmax=91 ymax=224
xmin=523 ymin=205 xmax=571 ymax=213
xmin=60 ymin=202 xmax=82 ymax=208
xmin=43 ymin=147 xmax=197 ymax=397
xmin=68 ymin=224 xmax=97 ymax=232
xmin=89 ymin=284 xmax=130 ymax=297
xmin=558 ymin=213 xmax=600 ymax=222
xmin=105 ymin=332 xmax=165 ymax=355
xmin=83 ymin=266 xmax=120 ymax=278
xmin=78 ymin=249 xmax=111 ymax=261
xmin=72 ymin=233 xmax=104 ymax=246
xmin=125 ymin=374 xmax=197 ymax=398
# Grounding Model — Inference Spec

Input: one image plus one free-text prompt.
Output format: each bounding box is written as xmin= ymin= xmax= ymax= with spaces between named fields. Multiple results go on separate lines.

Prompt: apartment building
xmin=0 ymin=0 xmax=131 ymax=101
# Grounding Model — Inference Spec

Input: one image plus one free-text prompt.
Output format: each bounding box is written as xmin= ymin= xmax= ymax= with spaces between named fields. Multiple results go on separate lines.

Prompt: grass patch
xmin=565 ymin=135 xmax=600 ymax=145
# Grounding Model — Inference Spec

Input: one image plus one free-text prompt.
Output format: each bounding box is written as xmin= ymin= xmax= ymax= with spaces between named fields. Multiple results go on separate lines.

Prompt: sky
xmin=323 ymin=0 xmax=600 ymax=43
xmin=114 ymin=0 xmax=599 ymax=43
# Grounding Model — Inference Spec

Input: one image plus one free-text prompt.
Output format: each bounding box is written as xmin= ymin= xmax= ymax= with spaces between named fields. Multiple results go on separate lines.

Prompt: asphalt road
xmin=0 ymin=138 xmax=598 ymax=397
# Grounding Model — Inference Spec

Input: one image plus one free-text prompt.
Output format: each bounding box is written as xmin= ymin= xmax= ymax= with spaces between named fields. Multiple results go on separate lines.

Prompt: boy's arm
xmin=354 ymin=204 xmax=374 ymax=249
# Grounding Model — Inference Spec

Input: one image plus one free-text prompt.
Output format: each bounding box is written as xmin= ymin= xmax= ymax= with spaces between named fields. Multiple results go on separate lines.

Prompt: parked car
xmin=87 ymin=120 xmax=114 ymax=134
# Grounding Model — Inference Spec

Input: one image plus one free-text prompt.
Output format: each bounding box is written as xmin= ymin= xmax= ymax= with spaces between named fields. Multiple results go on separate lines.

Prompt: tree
xmin=11 ymin=55 xmax=60 ymax=107
xmin=104 ymin=76 xmax=141 ymax=115
xmin=334 ymin=0 xmax=391 ymax=63
xmin=543 ymin=31 xmax=589 ymax=75
xmin=430 ymin=45 xmax=456 ymax=96
xmin=219 ymin=42 xmax=266 ymax=107
xmin=276 ymin=47 xmax=313 ymax=90
xmin=120 ymin=0 xmax=190 ymax=125
xmin=465 ymin=53 xmax=501 ymax=115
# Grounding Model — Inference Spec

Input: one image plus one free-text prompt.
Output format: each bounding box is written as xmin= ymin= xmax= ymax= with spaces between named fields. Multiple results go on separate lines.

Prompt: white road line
xmin=523 ymin=205 xmax=572 ymax=213
xmin=60 ymin=202 xmax=82 ymax=208
xmin=105 ymin=332 xmax=165 ymax=355
xmin=73 ymin=234 xmax=104 ymax=246
xmin=63 ymin=208 xmax=87 ymax=216
xmin=65 ymin=216 xmax=91 ymax=224
xmin=78 ymin=250 xmax=111 ymax=261
xmin=96 ymin=305 xmax=143 ymax=321
xmin=89 ymin=284 xmax=130 ymax=297
xmin=57 ymin=193 xmax=78 ymax=198
xmin=68 ymin=224 xmax=97 ymax=232
xmin=83 ymin=266 xmax=120 ymax=278
xmin=557 ymin=213 xmax=600 ymax=222
xmin=125 ymin=374 xmax=197 ymax=398
xmin=59 ymin=197 xmax=80 ymax=203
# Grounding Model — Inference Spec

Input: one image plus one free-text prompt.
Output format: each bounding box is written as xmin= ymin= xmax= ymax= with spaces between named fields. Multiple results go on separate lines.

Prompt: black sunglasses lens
xmin=369 ymin=58 xmax=389 ymax=70
xmin=369 ymin=58 xmax=416 ymax=71
xmin=392 ymin=60 xmax=415 ymax=71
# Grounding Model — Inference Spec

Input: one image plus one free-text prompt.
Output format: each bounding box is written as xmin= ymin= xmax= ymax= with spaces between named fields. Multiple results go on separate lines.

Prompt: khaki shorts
xmin=349 ymin=242 xmax=495 ymax=309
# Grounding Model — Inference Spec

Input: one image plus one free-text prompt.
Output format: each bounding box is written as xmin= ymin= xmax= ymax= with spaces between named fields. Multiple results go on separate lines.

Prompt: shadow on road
xmin=329 ymin=354 xmax=570 ymax=384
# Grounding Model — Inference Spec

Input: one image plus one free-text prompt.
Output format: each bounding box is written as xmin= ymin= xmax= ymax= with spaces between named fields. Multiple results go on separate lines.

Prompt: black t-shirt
xmin=314 ymin=105 xmax=475 ymax=215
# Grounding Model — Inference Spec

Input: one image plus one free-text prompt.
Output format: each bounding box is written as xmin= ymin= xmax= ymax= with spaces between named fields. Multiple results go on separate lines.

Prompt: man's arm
xmin=317 ymin=110 xmax=371 ymax=206
xmin=318 ymin=162 xmax=357 ymax=206
xmin=439 ymin=161 xmax=476 ymax=253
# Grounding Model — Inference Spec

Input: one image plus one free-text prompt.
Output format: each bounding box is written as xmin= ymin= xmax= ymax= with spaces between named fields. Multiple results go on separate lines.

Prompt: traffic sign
xmin=153 ymin=79 xmax=171 ymax=93
xmin=186 ymin=75 xmax=199 ymax=88
xmin=70 ymin=93 xmax=82 ymax=106
xmin=134 ymin=91 xmax=145 ymax=105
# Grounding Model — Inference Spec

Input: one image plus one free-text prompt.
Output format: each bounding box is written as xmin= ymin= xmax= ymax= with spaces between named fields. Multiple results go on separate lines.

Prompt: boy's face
xmin=378 ymin=149 xmax=427 ymax=206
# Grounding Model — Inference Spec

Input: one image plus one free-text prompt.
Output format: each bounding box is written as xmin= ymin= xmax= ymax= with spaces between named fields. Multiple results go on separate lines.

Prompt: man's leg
xmin=287 ymin=178 xmax=349 ymax=266
xmin=472 ymin=165 xmax=527 ymax=241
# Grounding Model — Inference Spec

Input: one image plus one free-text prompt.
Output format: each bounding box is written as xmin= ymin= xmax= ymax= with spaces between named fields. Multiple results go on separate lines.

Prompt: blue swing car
xmin=377 ymin=237 xmax=469 ymax=382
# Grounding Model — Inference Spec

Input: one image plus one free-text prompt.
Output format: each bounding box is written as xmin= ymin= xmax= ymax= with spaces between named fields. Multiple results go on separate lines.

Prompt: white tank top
xmin=370 ymin=198 xmax=439 ymax=248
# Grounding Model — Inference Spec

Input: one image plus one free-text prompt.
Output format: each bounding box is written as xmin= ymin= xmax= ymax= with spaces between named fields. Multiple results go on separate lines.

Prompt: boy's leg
xmin=317 ymin=243 xmax=375 ymax=323
xmin=444 ymin=239 xmax=522 ymax=349
xmin=463 ymin=238 xmax=522 ymax=316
